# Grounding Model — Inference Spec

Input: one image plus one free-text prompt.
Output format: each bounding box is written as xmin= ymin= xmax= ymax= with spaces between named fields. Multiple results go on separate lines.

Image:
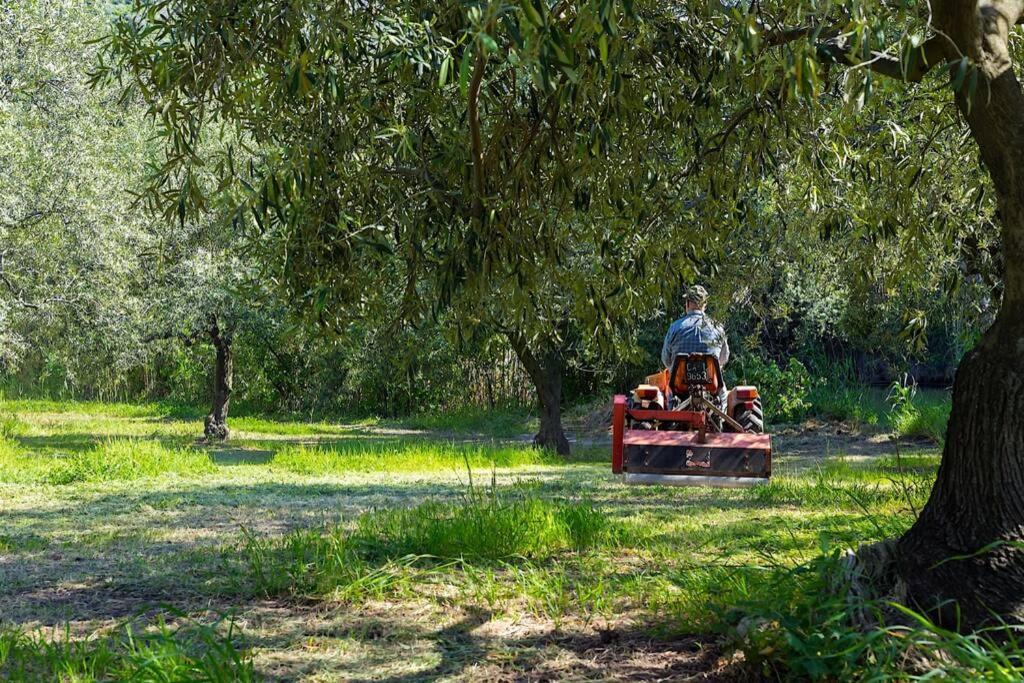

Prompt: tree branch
xmin=468 ymin=47 xmax=488 ymax=224
xmin=817 ymin=35 xmax=950 ymax=82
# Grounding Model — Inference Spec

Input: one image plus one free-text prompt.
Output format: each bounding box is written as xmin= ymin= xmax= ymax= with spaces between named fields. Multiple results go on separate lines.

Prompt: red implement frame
xmin=611 ymin=393 xmax=772 ymax=480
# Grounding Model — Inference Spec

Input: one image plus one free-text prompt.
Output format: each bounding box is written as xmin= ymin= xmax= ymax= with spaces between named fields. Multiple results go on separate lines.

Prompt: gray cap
xmin=685 ymin=284 xmax=709 ymax=306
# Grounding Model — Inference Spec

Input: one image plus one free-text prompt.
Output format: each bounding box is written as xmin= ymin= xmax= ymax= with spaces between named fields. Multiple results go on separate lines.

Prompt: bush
xmin=729 ymin=356 xmax=814 ymax=423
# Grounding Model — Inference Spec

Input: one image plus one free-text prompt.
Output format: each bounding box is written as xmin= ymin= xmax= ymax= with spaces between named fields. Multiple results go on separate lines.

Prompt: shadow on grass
xmin=241 ymin=603 xmax=724 ymax=682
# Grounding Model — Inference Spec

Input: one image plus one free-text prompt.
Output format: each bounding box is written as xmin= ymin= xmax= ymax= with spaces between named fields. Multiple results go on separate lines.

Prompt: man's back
xmin=661 ymin=311 xmax=729 ymax=370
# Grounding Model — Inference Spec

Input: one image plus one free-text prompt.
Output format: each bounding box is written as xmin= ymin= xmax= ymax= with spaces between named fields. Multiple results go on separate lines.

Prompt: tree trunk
xmin=507 ymin=332 xmax=571 ymax=455
xmin=204 ymin=320 xmax=233 ymax=441
xmin=893 ymin=10 xmax=1024 ymax=628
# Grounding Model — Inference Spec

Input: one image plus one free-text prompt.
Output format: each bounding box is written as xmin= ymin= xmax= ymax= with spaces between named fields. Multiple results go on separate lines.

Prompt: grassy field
xmin=1 ymin=397 xmax=1019 ymax=680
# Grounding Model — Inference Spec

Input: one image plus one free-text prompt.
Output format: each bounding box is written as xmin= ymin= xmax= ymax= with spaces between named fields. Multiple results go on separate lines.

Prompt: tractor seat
xmin=669 ymin=352 xmax=723 ymax=396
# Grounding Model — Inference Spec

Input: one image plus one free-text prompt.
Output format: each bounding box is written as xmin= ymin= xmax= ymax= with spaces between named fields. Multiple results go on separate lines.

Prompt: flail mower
xmin=611 ymin=352 xmax=772 ymax=487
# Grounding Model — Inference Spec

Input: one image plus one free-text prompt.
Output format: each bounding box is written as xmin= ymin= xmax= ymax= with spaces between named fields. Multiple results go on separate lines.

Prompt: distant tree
xmin=0 ymin=0 xmax=155 ymax=392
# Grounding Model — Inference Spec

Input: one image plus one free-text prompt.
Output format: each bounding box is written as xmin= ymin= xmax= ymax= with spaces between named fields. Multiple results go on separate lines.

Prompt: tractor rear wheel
xmin=736 ymin=398 xmax=764 ymax=433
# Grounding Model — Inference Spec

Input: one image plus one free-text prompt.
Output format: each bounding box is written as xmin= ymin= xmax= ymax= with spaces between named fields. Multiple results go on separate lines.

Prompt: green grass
xmin=726 ymin=553 xmax=1024 ymax=680
xmin=387 ymin=406 xmax=534 ymax=437
xmin=3 ymin=396 xmax=1017 ymax=679
xmin=0 ymin=617 xmax=254 ymax=682
xmin=0 ymin=437 xmax=215 ymax=484
xmin=239 ymin=485 xmax=635 ymax=601
xmin=269 ymin=440 xmax=554 ymax=474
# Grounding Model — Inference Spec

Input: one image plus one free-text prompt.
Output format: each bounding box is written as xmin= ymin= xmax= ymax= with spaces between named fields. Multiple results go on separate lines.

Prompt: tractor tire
xmin=736 ymin=398 xmax=764 ymax=434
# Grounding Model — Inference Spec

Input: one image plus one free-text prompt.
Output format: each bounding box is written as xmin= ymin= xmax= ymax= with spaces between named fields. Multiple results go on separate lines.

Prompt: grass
xmin=386 ymin=406 xmax=534 ymax=437
xmin=0 ymin=437 xmax=214 ymax=484
xmin=0 ymin=396 xmax=1017 ymax=680
xmin=726 ymin=553 xmax=1024 ymax=680
xmin=0 ymin=617 xmax=254 ymax=682
xmin=269 ymin=440 xmax=554 ymax=474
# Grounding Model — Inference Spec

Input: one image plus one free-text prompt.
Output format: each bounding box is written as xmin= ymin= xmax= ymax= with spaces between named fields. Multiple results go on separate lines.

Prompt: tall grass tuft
xmin=0 ymin=617 xmax=254 ymax=682
xmin=352 ymin=486 xmax=623 ymax=561
xmin=52 ymin=439 xmax=216 ymax=483
xmin=724 ymin=552 xmax=1024 ymax=680
xmin=239 ymin=484 xmax=632 ymax=602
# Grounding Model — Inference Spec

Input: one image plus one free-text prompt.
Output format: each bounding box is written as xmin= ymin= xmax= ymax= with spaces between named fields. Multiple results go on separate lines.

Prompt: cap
xmin=684 ymin=284 xmax=708 ymax=306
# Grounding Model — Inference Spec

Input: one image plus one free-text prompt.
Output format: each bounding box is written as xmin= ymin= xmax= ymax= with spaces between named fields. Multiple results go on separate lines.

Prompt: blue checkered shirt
xmin=661 ymin=312 xmax=730 ymax=370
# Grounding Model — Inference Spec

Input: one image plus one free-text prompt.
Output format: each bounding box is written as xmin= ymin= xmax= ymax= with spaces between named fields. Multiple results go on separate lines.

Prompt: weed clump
xmin=0 ymin=617 xmax=254 ymax=682
xmin=240 ymin=486 xmax=633 ymax=601
xmin=723 ymin=553 xmax=1024 ymax=680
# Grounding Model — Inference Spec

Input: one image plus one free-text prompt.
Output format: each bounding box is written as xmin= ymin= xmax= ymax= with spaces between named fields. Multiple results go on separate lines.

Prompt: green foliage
xmin=730 ymin=356 xmax=814 ymax=423
xmin=0 ymin=617 xmax=254 ymax=682
xmin=888 ymin=381 xmax=950 ymax=443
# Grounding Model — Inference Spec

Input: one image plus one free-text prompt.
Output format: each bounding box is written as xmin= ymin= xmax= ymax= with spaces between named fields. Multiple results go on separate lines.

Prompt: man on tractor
xmin=661 ymin=285 xmax=730 ymax=404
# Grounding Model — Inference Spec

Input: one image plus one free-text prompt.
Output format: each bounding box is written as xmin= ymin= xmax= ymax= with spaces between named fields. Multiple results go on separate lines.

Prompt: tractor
xmin=611 ymin=352 xmax=772 ymax=487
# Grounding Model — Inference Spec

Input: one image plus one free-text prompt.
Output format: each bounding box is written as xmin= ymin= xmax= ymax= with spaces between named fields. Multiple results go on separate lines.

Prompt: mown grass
xmin=4 ymin=397 xmax=1018 ymax=680
xmin=386 ymin=406 xmax=534 ymax=437
xmin=0 ymin=617 xmax=254 ymax=682
xmin=269 ymin=440 xmax=554 ymax=474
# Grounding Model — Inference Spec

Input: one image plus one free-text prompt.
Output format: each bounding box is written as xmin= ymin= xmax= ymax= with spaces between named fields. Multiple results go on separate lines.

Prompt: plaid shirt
xmin=661 ymin=311 xmax=730 ymax=370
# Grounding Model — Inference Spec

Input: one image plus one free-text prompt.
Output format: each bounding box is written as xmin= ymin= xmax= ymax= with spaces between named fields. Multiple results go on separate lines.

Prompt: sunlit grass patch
xmin=229 ymin=415 xmax=355 ymax=436
xmin=0 ymin=617 xmax=254 ymax=682
xmin=270 ymin=440 xmax=553 ymax=474
xmin=388 ymin=406 xmax=533 ymax=437
xmin=0 ymin=437 xmax=215 ymax=484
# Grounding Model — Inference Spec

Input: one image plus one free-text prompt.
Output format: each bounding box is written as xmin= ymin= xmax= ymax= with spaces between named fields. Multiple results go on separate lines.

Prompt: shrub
xmin=730 ymin=356 xmax=814 ymax=423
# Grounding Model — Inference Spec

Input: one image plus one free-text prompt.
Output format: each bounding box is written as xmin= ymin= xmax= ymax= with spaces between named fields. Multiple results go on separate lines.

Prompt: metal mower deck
xmin=611 ymin=395 xmax=772 ymax=487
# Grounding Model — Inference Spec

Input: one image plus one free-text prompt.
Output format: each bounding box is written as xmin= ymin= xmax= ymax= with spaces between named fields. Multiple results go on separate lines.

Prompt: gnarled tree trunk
xmin=507 ymin=332 xmax=571 ymax=455
xmin=204 ymin=319 xmax=233 ymax=441
xmin=893 ymin=4 xmax=1024 ymax=628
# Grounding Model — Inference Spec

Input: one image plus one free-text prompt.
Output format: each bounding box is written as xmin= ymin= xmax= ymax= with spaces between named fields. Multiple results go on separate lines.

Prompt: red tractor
xmin=611 ymin=353 xmax=772 ymax=487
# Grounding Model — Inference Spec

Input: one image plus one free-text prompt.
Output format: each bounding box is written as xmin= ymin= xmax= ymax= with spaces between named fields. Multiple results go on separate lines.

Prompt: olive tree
xmin=97 ymin=0 xmax=717 ymax=453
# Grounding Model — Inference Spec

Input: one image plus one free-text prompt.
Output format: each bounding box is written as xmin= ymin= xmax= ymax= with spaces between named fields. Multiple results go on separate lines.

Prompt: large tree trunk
xmin=893 ymin=7 xmax=1024 ymax=628
xmin=507 ymin=332 xmax=571 ymax=456
xmin=204 ymin=320 xmax=233 ymax=441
